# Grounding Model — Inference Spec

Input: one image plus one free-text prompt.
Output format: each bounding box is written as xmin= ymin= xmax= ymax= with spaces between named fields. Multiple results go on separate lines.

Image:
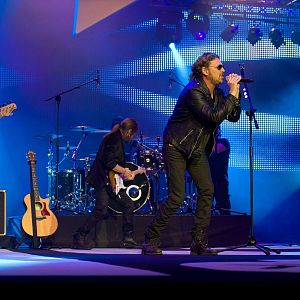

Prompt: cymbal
xmin=33 ymin=133 xmax=66 ymax=140
xmin=91 ymin=129 xmax=110 ymax=133
xmin=58 ymin=145 xmax=77 ymax=151
xmin=71 ymin=125 xmax=109 ymax=133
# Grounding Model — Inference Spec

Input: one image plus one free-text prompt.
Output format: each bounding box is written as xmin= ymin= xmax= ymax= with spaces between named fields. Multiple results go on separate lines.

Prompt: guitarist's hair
xmin=106 ymin=117 xmax=139 ymax=137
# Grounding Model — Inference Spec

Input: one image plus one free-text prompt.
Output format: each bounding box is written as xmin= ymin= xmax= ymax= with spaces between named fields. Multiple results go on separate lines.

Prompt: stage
xmin=4 ymin=214 xmax=251 ymax=249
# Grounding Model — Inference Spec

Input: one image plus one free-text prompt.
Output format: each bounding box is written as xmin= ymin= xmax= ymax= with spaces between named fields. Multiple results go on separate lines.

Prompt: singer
xmin=72 ymin=118 xmax=141 ymax=249
xmin=142 ymin=52 xmax=242 ymax=255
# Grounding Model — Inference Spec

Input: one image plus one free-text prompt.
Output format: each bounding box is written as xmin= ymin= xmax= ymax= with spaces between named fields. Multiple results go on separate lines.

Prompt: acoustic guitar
xmin=22 ymin=150 xmax=58 ymax=237
xmin=0 ymin=102 xmax=17 ymax=118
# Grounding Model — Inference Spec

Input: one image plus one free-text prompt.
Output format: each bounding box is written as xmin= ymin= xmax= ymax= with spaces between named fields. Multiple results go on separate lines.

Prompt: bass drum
xmin=108 ymin=162 xmax=150 ymax=213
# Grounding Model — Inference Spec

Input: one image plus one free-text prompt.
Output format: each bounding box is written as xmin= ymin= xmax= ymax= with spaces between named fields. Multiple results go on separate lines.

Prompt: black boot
xmin=141 ymin=237 xmax=162 ymax=255
xmin=190 ymin=230 xmax=218 ymax=256
xmin=120 ymin=231 xmax=138 ymax=248
xmin=121 ymin=236 xmax=139 ymax=248
xmin=72 ymin=232 xmax=96 ymax=250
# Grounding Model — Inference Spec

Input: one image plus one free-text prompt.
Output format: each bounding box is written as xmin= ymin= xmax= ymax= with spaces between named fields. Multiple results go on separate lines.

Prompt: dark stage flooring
xmin=1 ymin=245 xmax=300 ymax=292
xmin=2 ymin=214 xmax=300 ymax=292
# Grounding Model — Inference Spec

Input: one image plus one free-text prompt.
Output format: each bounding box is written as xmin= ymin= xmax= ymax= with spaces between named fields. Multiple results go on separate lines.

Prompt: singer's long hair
xmin=189 ymin=52 xmax=220 ymax=81
xmin=106 ymin=117 xmax=138 ymax=138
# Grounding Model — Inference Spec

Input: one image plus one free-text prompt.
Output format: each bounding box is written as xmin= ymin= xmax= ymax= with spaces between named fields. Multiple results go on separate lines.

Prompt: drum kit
xmin=42 ymin=125 xmax=109 ymax=214
xmin=39 ymin=126 xmax=168 ymax=215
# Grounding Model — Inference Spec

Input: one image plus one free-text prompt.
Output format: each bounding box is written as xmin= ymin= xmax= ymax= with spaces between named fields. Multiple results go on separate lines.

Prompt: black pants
xmin=145 ymin=143 xmax=214 ymax=240
xmin=79 ymin=184 xmax=135 ymax=238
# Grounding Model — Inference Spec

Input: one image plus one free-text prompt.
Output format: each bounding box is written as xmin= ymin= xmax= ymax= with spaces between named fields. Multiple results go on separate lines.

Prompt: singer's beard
xmin=211 ymin=77 xmax=223 ymax=86
xmin=216 ymin=75 xmax=224 ymax=85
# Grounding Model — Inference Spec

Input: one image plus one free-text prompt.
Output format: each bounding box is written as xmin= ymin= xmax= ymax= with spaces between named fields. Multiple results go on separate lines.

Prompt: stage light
xmin=220 ymin=24 xmax=238 ymax=42
xmin=291 ymin=30 xmax=300 ymax=46
xmin=247 ymin=27 xmax=263 ymax=46
xmin=186 ymin=13 xmax=209 ymax=40
xmin=269 ymin=28 xmax=285 ymax=48
xmin=156 ymin=10 xmax=183 ymax=47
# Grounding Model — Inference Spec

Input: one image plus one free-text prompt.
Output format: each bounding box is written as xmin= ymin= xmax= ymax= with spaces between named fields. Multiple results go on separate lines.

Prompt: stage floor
xmin=1 ymin=245 xmax=300 ymax=291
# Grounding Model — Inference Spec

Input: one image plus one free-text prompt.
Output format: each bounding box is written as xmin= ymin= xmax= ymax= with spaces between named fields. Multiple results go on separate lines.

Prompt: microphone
xmin=168 ymin=73 xmax=172 ymax=89
xmin=96 ymin=70 xmax=100 ymax=87
xmin=239 ymin=78 xmax=254 ymax=83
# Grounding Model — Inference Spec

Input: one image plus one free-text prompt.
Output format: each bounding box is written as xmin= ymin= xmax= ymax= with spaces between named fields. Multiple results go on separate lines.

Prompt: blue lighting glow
xmin=84 ymin=5 xmax=300 ymax=172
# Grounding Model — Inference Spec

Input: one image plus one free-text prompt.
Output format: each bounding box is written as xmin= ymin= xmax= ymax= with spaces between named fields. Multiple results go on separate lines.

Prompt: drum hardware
xmin=130 ymin=133 xmax=165 ymax=214
xmin=78 ymin=157 xmax=95 ymax=162
xmin=77 ymin=156 xmax=95 ymax=214
xmin=46 ymin=136 xmax=55 ymax=208
xmin=58 ymin=145 xmax=77 ymax=152
xmin=136 ymin=133 xmax=164 ymax=171
xmin=137 ymin=148 xmax=163 ymax=171
xmin=47 ymin=127 xmax=97 ymax=215
xmin=33 ymin=133 xmax=67 ymax=140
xmin=146 ymin=163 xmax=166 ymax=214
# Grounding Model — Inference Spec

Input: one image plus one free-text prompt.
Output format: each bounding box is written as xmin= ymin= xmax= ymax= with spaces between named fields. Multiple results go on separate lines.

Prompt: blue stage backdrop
xmin=0 ymin=0 xmax=299 ymax=244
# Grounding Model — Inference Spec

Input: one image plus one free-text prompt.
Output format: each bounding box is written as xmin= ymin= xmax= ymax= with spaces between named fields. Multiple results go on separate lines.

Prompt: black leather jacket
xmin=86 ymin=130 xmax=126 ymax=188
xmin=163 ymin=77 xmax=241 ymax=158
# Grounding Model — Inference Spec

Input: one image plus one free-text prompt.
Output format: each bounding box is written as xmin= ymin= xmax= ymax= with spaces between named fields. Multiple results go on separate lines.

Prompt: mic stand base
xmin=211 ymin=207 xmax=247 ymax=216
xmin=216 ymin=236 xmax=281 ymax=255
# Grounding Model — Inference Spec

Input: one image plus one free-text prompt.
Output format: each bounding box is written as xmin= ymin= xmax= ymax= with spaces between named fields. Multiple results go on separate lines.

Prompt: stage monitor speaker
xmin=0 ymin=190 xmax=6 ymax=236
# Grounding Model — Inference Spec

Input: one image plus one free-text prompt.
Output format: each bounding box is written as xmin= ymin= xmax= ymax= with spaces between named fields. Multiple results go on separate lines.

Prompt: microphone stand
xmin=217 ymin=64 xmax=280 ymax=255
xmin=169 ymin=77 xmax=185 ymax=88
xmin=44 ymin=74 xmax=99 ymax=213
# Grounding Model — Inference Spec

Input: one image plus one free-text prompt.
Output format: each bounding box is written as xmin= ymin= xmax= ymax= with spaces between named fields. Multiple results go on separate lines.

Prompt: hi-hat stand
xmin=217 ymin=64 xmax=280 ymax=255
xmin=44 ymin=71 xmax=99 ymax=213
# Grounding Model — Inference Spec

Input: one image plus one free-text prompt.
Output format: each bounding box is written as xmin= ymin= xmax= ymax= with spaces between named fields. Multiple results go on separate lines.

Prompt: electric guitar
xmin=22 ymin=150 xmax=58 ymax=237
xmin=108 ymin=164 xmax=146 ymax=195
xmin=0 ymin=102 xmax=17 ymax=118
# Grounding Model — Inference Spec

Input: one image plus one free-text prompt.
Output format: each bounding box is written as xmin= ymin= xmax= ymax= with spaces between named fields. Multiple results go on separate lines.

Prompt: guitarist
xmin=72 ymin=117 xmax=140 ymax=249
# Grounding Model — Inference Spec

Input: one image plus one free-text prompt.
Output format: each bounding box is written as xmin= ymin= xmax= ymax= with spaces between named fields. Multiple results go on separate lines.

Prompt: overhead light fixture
xmin=156 ymin=10 xmax=183 ymax=47
xmin=269 ymin=28 xmax=285 ymax=48
xmin=247 ymin=27 xmax=263 ymax=46
xmin=220 ymin=23 xmax=238 ymax=42
xmin=291 ymin=30 xmax=300 ymax=46
xmin=186 ymin=13 xmax=210 ymax=40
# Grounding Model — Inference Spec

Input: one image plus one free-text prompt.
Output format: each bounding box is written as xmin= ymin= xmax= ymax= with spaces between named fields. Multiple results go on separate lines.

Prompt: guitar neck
xmin=30 ymin=161 xmax=40 ymax=201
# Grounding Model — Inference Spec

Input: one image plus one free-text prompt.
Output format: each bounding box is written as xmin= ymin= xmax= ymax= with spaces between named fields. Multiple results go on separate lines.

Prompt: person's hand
xmin=226 ymin=73 xmax=241 ymax=99
xmin=138 ymin=167 xmax=147 ymax=174
xmin=123 ymin=168 xmax=134 ymax=180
